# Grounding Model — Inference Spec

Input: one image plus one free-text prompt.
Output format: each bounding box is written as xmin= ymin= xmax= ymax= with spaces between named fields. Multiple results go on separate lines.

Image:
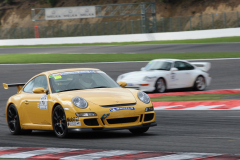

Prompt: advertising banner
xmin=45 ymin=6 xmax=96 ymax=20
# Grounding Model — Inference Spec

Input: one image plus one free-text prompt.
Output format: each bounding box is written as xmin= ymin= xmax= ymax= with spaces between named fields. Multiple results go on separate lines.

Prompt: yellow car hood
xmin=58 ymin=88 xmax=136 ymax=106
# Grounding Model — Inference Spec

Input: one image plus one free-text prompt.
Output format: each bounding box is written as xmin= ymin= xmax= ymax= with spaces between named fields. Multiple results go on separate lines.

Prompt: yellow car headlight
xmin=137 ymin=91 xmax=150 ymax=104
xmin=72 ymin=96 xmax=88 ymax=109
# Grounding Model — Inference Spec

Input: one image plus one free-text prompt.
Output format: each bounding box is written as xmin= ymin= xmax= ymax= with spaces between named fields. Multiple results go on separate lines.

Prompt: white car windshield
xmin=49 ymin=70 xmax=120 ymax=93
xmin=144 ymin=61 xmax=172 ymax=71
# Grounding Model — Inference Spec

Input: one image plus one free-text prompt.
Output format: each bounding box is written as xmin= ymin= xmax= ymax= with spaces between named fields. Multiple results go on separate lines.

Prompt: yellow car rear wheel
xmin=7 ymin=104 xmax=21 ymax=135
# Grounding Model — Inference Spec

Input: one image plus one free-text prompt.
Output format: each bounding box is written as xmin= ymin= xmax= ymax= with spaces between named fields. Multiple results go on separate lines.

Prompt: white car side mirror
xmin=170 ymin=68 xmax=178 ymax=72
xmin=141 ymin=67 xmax=145 ymax=71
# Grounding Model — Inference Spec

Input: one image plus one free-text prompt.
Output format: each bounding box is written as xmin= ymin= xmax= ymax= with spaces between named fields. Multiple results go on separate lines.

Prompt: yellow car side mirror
xmin=118 ymin=82 xmax=127 ymax=88
xmin=33 ymin=87 xmax=47 ymax=94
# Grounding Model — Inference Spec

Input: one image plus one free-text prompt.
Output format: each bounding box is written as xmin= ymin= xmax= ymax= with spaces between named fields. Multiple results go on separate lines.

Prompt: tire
xmin=7 ymin=104 xmax=22 ymax=135
xmin=155 ymin=78 xmax=166 ymax=93
xmin=129 ymin=127 xmax=149 ymax=134
xmin=194 ymin=76 xmax=206 ymax=91
xmin=52 ymin=105 xmax=68 ymax=138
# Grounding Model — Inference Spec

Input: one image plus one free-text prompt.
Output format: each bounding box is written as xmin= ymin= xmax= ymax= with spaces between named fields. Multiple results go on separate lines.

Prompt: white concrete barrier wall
xmin=0 ymin=28 xmax=240 ymax=46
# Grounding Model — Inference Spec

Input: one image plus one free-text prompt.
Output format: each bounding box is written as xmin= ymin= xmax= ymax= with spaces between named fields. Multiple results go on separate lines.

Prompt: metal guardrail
xmin=0 ymin=11 xmax=239 ymax=39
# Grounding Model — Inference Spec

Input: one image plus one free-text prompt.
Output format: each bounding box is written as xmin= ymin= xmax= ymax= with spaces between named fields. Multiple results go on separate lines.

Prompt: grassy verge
xmin=150 ymin=93 xmax=240 ymax=102
xmin=0 ymin=36 xmax=240 ymax=48
xmin=0 ymin=52 xmax=240 ymax=64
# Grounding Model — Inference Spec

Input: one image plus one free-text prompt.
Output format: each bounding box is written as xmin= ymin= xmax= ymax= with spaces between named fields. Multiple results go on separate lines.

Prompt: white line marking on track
xmin=188 ymin=58 xmax=240 ymax=61
xmin=0 ymin=147 xmax=18 ymax=151
xmin=154 ymin=105 xmax=183 ymax=110
xmin=185 ymin=105 xmax=226 ymax=110
xmin=0 ymin=61 xmax=148 ymax=65
xmin=142 ymin=153 xmax=219 ymax=160
xmin=0 ymin=57 xmax=240 ymax=66
xmin=1 ymin=42 xmax=240 ymax=49
xmin=0 ymin=148 xmax=77 ymax=159
xmin=60 ymin=150 xmax=141 ymax=160
xmin=230 ymin=106 xmax=240 ymax=110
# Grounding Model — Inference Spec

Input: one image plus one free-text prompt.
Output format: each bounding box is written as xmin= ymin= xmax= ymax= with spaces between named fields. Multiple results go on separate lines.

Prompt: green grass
xmin=1 ymin=36 xmax=240 ymax=48
xmin=150 ymin=93 xmax=240 ymax=102
xmin=0 ymin=52 xmax=240 ymax=64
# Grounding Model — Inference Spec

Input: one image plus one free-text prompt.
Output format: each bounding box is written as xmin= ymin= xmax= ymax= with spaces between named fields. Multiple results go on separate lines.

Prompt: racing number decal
xmin=40 ymin=94 xmax=48 ymax=109
xmin=171 ymin=73 xmax=176 ymax=81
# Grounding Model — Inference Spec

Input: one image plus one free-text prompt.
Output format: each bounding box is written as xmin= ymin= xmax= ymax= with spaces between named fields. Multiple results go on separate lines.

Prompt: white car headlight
xmin=117 ymin=75 xmax=125 ymax=81
xmin=72 ymin=96 xmax=88 ymax=109
xmin=137 ymin=91 xmax=150 ymax=104
xmin=143 ymin=76 xmax=156 ymax=81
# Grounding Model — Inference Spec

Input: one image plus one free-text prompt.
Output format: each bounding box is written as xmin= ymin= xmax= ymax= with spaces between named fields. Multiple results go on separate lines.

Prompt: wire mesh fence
xmin=0 ymin=11 xmax=239 ymax=39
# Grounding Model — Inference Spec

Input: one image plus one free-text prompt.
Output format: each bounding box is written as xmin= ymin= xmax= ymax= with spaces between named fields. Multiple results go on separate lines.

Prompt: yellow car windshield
xmin=49 ymin=70 xmax=120 ymax=93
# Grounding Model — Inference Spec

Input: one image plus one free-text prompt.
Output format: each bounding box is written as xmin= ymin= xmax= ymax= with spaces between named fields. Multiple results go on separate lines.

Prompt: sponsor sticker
xmin=97 ymin=71 xmax=105 ymax=74
xmin=127 ymin=83 xmax=134 ymax=86
xmin=101 ymin=113 xmax=110 ymax=119
xmin=67 ymin=117 xmax=78 ymax=122
xmin=109 ymin=107 xmax=135 ymax=112
xmin=40 ymin=94 xmax=48 ymax=109
xmin=54 ymin=75 xmax=62 ymax=79
xmin=68 ymin=121 xmax=81 ymax=126
xmin=49 ymin=70 xmax=103 ymax=78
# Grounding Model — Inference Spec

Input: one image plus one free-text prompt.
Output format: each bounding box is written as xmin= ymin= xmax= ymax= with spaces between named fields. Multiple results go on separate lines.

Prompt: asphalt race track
xmin=1 ymin=43 xmax=240 ymax=54
xmin=1 ymin=58 xmax=240 ymax=155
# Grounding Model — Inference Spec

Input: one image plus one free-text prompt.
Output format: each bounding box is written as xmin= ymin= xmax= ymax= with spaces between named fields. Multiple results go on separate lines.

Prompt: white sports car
xmin=117 ymin=59 xmax=211 ymax=93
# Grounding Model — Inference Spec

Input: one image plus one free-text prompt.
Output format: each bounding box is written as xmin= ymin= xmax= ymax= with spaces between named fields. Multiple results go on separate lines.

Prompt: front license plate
xmin=68 ymin=121 xmax=81 ymax=126
xmin=109 ymin=107 xmax=135 ymax=112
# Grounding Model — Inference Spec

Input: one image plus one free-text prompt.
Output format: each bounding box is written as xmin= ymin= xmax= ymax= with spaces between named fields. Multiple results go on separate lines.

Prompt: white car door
xmin=173 ymin=61 xmax=195 ymax=88
xmin=155 ymin=62 xmax=178 ymax=89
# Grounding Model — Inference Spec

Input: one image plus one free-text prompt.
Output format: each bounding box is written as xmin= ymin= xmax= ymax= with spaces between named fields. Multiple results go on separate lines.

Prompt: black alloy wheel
xmin=194 ymin=76 xmax=206 ymax=91
xmin=129 ymin=127 xmax=149 ymax=134
xmin=52 ymin=105 xmax=68 ymax=138
xmin=7 ymin=104 xmax=21 ymax=135
xmin=155 ymin=78 xmax=166 ymax=93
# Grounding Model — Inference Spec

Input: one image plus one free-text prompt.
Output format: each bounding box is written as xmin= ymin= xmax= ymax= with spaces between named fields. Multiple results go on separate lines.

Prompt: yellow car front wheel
xmin=52 ymin=105 xmax=68 ymax=138
xmin=129 ymin=127 xmax=149 ymax=134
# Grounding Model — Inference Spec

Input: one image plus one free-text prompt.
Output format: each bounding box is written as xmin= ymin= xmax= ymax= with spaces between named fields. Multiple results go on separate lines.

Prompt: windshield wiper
xmin=148 ymin=68 xmax=166 ymax=71
xmin=58 ymin=89 xmax=80 ymax=92
xmin=92 ymin=86 xmax=109 ymax=89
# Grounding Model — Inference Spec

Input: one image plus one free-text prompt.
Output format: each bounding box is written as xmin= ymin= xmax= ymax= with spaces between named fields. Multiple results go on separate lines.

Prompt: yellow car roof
xmin=40 ymin=68 xmax=100 ymax=76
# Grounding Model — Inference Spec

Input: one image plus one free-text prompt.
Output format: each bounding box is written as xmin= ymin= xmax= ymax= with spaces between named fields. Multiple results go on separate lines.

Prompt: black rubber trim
xmin=140 ymin=114 xmax=143 ymax=122
xmin=144 ymin=113 xmax=154 ymax=122
xmin=107 ymin=117 xmax=138 ymax=124
xmin=6 ymin=83 xmax=25 ymax=87
xmin=100 ymin=103 xmax=136 ymax=108
xmin=101 ymin=119 xmax=105 ymax=125
xmin=84 ymin=119 xmax=99 ymax=126
xmin=68 ymin=122 xmax=157 ymax=132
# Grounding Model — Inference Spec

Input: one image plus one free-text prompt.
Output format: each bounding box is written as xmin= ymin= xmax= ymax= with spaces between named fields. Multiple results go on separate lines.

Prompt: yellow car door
xmin=22 ymin=75 xmax=51 ymax=125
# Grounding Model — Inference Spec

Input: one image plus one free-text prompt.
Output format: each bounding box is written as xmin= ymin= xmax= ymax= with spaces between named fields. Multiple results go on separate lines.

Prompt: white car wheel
xmin=194 ymin=76 xmax=206 ymax=91
xmin=155 ymin=78 xmax=166 ymax=93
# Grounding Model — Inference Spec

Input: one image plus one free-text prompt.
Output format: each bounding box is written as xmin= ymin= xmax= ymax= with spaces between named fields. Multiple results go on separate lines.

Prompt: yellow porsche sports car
xmin=3 ymin=68 xmax=156 ymax=138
